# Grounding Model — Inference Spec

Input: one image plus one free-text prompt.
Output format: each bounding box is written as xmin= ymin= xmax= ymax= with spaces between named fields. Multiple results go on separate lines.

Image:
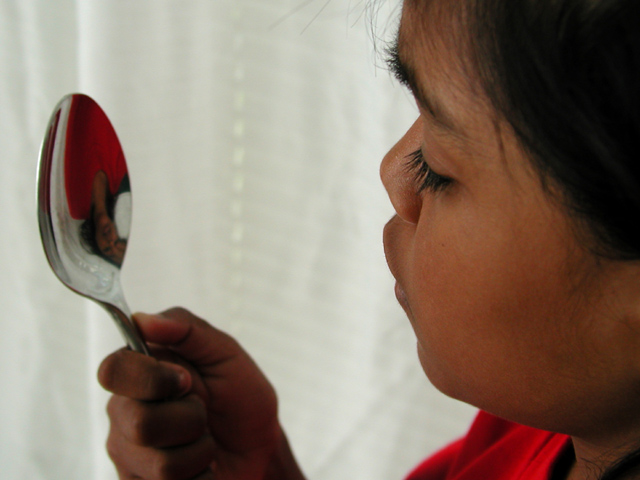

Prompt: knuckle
xmin=106 ymin=395 xmax=136 ymax=431
xmin=152 ymin=452 xmax=182 ymax=480
xmin=106 ymin=395 xmax=129 ymax=429
xmin=127 ymin=405 xmax=156 ymax=445
xmin=105 ymin=434 xmax=121 ymax=464
xmin=107 ymin=395 xmax=126 ymax=420
xmin=105 ymin=396 xmax=117 ymax=418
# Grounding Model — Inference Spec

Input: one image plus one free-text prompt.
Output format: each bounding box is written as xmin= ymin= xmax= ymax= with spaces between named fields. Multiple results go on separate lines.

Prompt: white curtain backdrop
xmin=0 ymin=1 xmax=476 ymax=479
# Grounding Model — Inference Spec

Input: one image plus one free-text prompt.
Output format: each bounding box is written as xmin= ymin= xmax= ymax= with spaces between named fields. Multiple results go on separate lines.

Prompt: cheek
xmin=405 ymin=197 xmax=586 ymax=412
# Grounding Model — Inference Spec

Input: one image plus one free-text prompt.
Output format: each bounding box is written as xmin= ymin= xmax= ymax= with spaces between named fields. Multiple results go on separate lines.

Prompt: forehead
xmin=396 ymin=1 xmax=532 ymax=179
xmin=396 ymin=1 xmax=490 ymax=137
xmin=397 ymin=0 xmax=468 ymax=75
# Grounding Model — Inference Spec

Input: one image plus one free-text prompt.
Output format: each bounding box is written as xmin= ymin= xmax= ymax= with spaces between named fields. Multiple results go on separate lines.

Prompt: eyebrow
xmin=386 ymin=35 xmax=462 ymax=135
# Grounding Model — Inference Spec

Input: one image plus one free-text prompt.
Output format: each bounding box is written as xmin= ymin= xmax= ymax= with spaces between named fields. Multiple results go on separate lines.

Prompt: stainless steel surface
xmin=37 ymin=93 xmax=149 ymax=355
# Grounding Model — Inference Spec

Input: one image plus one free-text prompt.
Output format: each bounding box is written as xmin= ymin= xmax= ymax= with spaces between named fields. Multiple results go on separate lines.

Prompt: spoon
xmin=37 ymin=93 xmax=149 ymax=355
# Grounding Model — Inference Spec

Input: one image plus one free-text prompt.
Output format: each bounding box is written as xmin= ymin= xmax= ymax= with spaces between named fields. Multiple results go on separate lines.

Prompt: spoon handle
xmin=101 ymin=302 xmax=150 ymax=355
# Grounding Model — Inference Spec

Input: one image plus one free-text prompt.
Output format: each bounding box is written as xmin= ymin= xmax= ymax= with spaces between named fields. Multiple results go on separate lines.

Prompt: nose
xmin=380 ymin=117 xmax=423 ymax=224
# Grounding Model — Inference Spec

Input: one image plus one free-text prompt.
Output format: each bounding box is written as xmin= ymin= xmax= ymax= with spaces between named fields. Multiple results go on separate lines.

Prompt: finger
xmin=98 ymin=348 xmax=190 ymax=401
xmin=107 ymin=431 xmax=216 ymax=480
xmin=112 ymin=462 xmax=141 ymax=480
xmin=189 ymin=471 xmax=215 ymax=480
xmin=107 ymin=394 xmax=208 ymax=448
xmin=133 ymin=308 xmax=244 ymax=367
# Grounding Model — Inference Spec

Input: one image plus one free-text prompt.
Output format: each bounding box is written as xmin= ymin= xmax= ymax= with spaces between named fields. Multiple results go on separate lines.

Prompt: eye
xmin=405 ymin=148 xmax=453 ymax=193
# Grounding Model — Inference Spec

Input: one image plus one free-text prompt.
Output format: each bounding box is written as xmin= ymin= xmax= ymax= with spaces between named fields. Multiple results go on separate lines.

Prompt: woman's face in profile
xmin=381 ymin=0 xmax=640 ymax=436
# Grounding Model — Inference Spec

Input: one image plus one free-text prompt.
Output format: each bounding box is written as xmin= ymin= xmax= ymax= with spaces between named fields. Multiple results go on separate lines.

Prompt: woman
xmin=97 ymin=0 xmax=640 ymax=479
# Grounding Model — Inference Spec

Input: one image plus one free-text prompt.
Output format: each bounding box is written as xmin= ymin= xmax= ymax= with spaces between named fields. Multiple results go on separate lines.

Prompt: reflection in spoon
xmin=81 ymin=170 xmax=127 ymax=266
xmin=37 ymin=93 xmax=149 ymax=355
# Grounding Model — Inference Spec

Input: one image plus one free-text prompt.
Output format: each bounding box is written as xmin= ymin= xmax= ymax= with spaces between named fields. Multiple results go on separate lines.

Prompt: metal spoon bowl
xmin=37 ymin=93 xmax=149 ymax=355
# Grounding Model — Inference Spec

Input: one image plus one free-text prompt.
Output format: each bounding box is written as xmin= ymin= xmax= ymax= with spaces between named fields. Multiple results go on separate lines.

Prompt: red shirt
xmin=64 ymin=96 xmax=127 ymax=220
xmin=406 ymin=411 xmax=571 ymax=480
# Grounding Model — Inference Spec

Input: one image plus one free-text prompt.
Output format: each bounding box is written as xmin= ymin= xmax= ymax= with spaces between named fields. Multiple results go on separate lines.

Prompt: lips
xmin=383 ymin=215 xmax=412 ymax=316
xmin=382 ymin=215 xmax=401 ymax=279
xmin=394 ymin=281 xmax=411 ymax=312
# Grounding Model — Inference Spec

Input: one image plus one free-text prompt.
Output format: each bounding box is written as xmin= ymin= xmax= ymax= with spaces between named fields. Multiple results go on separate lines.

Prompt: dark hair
xmin=465 ymin=0 xmax=640 ymax=260
xmin=452 ymin=0 xmax=640 ymax=477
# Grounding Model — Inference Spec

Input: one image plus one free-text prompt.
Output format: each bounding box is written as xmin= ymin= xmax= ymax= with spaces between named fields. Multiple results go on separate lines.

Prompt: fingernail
xmin=176 ymin=371 xmax=190 ymax=393
xmin=166 ymin=363 xmax=191 ymax=394
xmin=132 ymin=312 xmax=153 ymax=323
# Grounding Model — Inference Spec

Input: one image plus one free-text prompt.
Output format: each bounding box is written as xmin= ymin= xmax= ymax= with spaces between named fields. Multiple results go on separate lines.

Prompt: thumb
xmin=133 ymin=307 xmax=241 ymax=367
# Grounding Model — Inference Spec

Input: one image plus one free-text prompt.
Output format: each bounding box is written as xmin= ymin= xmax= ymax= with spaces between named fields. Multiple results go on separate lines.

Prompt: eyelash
xmin=405 ymin=148 xmax=453 ymax=193
xmin=384 ymin=41 xmax=408 ymax=88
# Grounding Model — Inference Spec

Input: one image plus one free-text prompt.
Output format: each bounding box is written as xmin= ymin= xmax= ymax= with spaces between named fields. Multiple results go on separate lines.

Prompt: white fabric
xmin=0 ymin=1 xmax=476 ymax=479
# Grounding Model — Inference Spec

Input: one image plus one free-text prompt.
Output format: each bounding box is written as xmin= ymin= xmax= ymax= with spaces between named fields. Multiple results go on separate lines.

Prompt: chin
xmin=416 ymin=344 xmax=453 ymax=395
xmin=415 ymin=343 xmax=480 ymax=409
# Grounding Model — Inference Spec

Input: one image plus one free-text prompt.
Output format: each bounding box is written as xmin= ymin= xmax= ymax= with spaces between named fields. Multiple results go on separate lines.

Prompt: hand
xmin=98 ymin=307 xmax=303 ymax=480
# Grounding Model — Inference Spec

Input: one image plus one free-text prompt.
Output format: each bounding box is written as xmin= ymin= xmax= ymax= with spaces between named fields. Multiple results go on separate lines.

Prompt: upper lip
xmin=383 ymin=215 xmax=415 ymax=318
xmin=382 ymin=215 xmax=402 ymax=283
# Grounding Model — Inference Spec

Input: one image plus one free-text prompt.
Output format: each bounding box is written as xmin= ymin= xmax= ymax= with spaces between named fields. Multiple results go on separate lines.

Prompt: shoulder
xmin=405 ymin=411 xmax=570 ymax=480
